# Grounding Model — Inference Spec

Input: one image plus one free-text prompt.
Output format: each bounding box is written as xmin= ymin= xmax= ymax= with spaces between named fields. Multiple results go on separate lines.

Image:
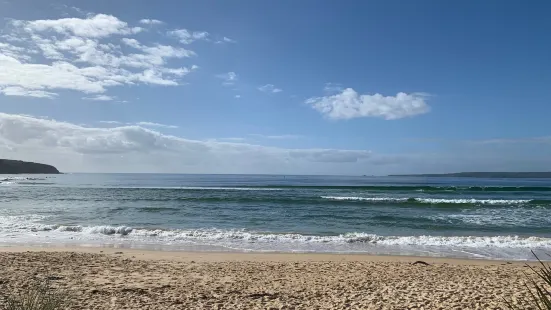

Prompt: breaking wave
xmin=17 ymin=224 xmax=551 ymax=249
xmin=321 ymin=196 xmax=534 ymax=205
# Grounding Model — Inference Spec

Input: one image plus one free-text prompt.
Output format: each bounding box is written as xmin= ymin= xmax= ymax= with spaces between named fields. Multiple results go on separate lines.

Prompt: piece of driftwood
xmin=412 ymin=260 xmax=430 ymax=266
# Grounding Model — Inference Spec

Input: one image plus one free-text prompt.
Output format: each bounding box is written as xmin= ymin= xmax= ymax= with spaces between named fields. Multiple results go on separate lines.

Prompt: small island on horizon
xmin=0 ymin=159 xmax=60 ymax=174
xmin=388 ymin=172 xmax=551 ymax=178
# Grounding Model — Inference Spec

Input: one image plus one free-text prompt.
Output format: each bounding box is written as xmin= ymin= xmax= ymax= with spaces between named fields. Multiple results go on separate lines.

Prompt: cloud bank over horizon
xmin=0 ymin=113 xmax=391 ymax=174
xmin=1 ymin=112 xmax=549 ymax=175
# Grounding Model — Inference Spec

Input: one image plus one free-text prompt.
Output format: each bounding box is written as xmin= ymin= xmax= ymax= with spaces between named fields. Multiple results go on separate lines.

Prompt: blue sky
xmin=1 ymin=0 xmax=550 ymax=174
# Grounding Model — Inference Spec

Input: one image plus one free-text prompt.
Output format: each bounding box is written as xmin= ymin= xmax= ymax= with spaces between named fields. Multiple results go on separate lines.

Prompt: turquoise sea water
xmin=1 ymin=173 xmax=550 ymax=260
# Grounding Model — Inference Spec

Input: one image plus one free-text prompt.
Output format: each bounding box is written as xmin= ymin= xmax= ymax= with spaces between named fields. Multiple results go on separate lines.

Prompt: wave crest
xmin=18 ymin=224 xmax=551 ymax=249
xmin=321 ymin=196 xmax=533 ymax=205
xmin=39 ymin=225 xmax=134 ymax=235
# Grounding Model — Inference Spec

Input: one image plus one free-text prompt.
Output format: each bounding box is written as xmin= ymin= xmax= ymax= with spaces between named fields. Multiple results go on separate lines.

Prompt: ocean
xmin=1 ymin=173 xmax=550 ymax=260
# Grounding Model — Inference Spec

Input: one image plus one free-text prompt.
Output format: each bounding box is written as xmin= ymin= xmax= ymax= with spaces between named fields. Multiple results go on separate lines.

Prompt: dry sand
xmin=0 ymin=246 xmax=542 ymax=309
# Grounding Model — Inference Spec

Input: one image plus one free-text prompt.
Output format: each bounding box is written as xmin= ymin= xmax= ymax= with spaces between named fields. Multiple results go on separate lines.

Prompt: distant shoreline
xmin=0 ymin=159 xmax=60 ymax=174
xmin=0 ymin=245 xmax=536 ymax=264
xmin=388 ymin=172 xmax=551 ymax=178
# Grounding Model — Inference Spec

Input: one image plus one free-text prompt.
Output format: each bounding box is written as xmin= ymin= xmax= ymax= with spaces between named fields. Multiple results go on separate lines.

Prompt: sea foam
xmin=9 ymin=222 xmax=551 ymax=249
xmin=321 ymin=196 xmax=533 ymax=205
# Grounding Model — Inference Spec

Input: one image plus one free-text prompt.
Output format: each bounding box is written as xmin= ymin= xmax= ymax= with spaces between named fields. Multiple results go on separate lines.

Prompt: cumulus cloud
xmin=216 ymin=72 xmax=238 ymax=86
xmin=0 ymin=14 xmax=205 ymax=99
xmin=168 ymin=29 xmax=210 ymax=44
xmin=139 ymin=19 xmax=163 ymax=25
xmin=305 ymin=88 xmax=430 ymax=120
xmin=0 ymin=86 xmax=57 ymax=99
xmin=0 ymin=42 xmax=35 ymax=61
xmin=0 ymin=113 xmax=378 ymax=173
xmin=0 ymin=55 xmax=107 ymax=94
xmin=258 ymin=84 xmax=282 ymax=93
xmin=21 ymin=14 xmax=142 ymax=38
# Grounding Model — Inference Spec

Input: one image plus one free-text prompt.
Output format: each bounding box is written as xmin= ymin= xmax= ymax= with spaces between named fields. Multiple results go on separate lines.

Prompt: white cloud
xmin=83 ymin=95 xmax=115 ymax=101
xmin=136 ymin=122 xmax=178 ymax=129
xmin=160 ymin=65 xmax=198 ymax=77
xmin=0 ymin=42 xmax=35 ymax=61
xmin=21 ymin=14 xmax=142 ymax=38
xmin=139 ymin=19 xmax=163 ymax=25
xmin=216 ymin=72 xmax=238 ymax=86
xmin=215 ymin=36 xmax=236 ymax=44
xmin=121 ymin=37 xmax=195 ymax=60
xmin=235 ymin=95 xmax=241 ymax=99
xmin=0 ymin=14 xmax=202 ymax=99
xmin=3 ymin=113 xmax=549 ymax=174
xmin=0 ymin=55 xmax=107 ymax=94
xmin=168 ymin=29 xmax=210 ymax=44
xmin=193 ymin=31 xmax=209 ymax=40
xmin=99 ymin=121 xmax=122 ymax=124
xmin=258 ymin=84 xmax=282 ymax=93
xmin=0 ymin=113 xmax=379 ymax=173
xmin=0 ymin=86 xmax=57 ymax=99
xmin=306 ymin=88 xmax=430 ymax=120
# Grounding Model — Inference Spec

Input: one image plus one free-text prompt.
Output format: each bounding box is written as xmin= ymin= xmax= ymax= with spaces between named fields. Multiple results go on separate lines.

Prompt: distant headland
xmin=0 ymin=159 xmax=60 ymax=174
xmin=388 ymin=172 xmax=551 ymax=178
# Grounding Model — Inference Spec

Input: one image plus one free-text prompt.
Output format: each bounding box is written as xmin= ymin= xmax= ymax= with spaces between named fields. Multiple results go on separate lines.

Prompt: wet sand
xmin=0 ymin=246 xmax=541 ymax=309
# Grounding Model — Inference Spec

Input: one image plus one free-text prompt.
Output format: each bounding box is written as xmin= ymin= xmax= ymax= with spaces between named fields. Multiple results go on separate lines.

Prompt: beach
xmin=0 ymin=246 xmax=539 ymax=309
xmin=1 ymin=174 xmax=550 ymax=309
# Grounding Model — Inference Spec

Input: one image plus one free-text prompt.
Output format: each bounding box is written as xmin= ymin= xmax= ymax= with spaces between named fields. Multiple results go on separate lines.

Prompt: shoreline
xmin=0 ymin=244 xmax=538 ymax=265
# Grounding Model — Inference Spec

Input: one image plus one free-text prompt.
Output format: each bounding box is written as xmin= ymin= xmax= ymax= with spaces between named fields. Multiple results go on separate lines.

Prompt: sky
xmin=1 ymin=0 xmax=551 ymax=175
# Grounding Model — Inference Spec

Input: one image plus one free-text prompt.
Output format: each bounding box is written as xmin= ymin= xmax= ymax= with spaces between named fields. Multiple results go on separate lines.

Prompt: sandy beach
xmin=0 ymin=246 xmax=541 ymax=309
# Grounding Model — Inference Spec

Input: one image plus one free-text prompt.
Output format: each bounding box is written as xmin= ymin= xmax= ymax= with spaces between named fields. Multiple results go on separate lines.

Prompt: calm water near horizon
xmin=1 ymin=173 xmax=551 ymax=260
